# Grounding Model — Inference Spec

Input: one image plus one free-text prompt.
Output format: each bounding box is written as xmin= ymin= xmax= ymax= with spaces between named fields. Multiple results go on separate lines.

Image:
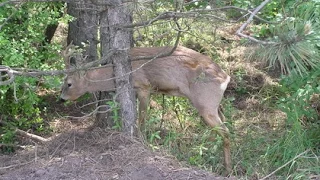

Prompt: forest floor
xmin=0 ymin=95 xmax=235 ymax=180
xmin=0 ymin=124 xmax=234 ymax=179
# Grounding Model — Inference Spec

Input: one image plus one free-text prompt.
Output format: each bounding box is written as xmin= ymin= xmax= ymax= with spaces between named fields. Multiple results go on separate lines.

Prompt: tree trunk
xmin=107 ymin=4 xmax=136 ymax=136
xmin=67 ymin=2 xmax=98 ymax=64
xmin=67 ymin=2 xmax=136 ymax=133
xmin=96 ymin=9 xmax=114 ymax=128
xmin=67 ymin=2 xmax=109 ymax=127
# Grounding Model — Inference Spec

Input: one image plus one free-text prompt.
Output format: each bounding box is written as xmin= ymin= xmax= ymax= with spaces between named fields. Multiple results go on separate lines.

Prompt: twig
xmin=0 ymin=160 xmax=33 ymax=170
xmin=0 ymin=48 xmax=115 ymax=86
xmin=0 ymin=31 xmax=180 ymax=86
xmin=236 ymin=0 xmax=277 ymax=45
xmin=259 ymin=149 xmax=311 ymax=180
xmin=126 ymin=6 xmax=275 ymax=29
xmin=87 ymin=23 xmax=182 ymax=86
xmin=0 ymin=66 xmax=15 ymax=85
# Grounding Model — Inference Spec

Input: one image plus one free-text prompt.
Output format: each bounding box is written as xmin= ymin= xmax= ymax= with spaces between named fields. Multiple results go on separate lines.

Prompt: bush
xmin=0 ymin=2 xmax=64 ymax=151
xmin=263 ymin=70 xmax=320 ymax=175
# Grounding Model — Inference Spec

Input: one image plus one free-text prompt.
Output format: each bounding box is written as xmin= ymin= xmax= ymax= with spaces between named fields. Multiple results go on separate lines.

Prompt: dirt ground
xmin=0 ymin=127 xmax=234 ymax=180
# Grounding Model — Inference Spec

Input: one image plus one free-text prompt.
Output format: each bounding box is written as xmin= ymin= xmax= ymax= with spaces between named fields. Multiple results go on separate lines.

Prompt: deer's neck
xmin=85 ymin=67 xmax=116 ymax=92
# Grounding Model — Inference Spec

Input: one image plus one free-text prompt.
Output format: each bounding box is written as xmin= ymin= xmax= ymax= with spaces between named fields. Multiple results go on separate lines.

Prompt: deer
xmin=60 ymin=45 xmax=232 ymax=174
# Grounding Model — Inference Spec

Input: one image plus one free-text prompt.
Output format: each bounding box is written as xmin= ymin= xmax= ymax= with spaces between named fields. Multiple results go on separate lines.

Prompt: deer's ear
xmin=62 ymin=43 xmax=76 ymax=69
xmin=80 ymin=70 xmax=86 ymax=77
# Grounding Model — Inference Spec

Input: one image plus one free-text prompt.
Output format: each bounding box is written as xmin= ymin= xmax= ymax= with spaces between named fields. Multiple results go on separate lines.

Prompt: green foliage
xmin=143 ymin=95 xmax=231 ymax=173
xmin=230 ymin=0 xmax=319 ymax=22
xmin=0 ymin=127 xmax=16 ymax=153
xmin=249 ymin=20 xmax=319 ymax=75
xmin=233 ymin=68 xmax=249 ymax=95
xmin=260 ymin=69 xmax=320 ymax=175
xmin=278 ymin=69 xmax=320 ymax=134
xmin=0 ymin=77 xmax=44 ymax=152
xmin=134 ymin=1 xmax=320 ymax=178
xmin=0 ymin=0 xmax=318 ymax=178
xmin=135 ymin=0 xmax=320 ymax=178
xmin=107 ymin=100 xmax=122 ymax=130
xmin=234 ymin=0 xmax=320 ymax=74
xmin=278 ymin=71 xmax=320 ymax=124
xmin=230 ymin=0 xmax=285 ymax=20
xmin=242 ymin=1 xmax=320 ymax=75
xmin=0 ymin=2 xmax=64 ymax=149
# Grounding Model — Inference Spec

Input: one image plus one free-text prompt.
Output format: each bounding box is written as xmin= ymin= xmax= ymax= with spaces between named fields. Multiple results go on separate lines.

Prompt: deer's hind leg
xmin=136 ymin=88 xmax=151 ymax=129
xmin=189 ymin=91 xmax=231 ymax=174
xmin=203 ymin=108 xmax=231 ymax=175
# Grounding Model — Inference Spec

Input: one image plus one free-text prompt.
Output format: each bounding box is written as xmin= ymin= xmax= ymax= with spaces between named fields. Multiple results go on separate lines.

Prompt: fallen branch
xmin=15 ymin=129 xmax=50 ymax=144
xmin=1 ymin=120 xmax=50 ymax=143
xmin=0 ymin=160 xmax=34 ymax=171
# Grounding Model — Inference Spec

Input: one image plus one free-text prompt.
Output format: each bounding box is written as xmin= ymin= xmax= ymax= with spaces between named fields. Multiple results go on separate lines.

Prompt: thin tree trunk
xmin=96 ymin=9 xmax=114 ymax=128
xmin=107 ymin=3 xmax=136 ymax=136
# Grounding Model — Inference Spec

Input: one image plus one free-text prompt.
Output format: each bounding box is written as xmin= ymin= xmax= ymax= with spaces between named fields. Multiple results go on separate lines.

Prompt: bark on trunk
xmin=66 ymin=2 xmax=136 ymax=133
xmin=96 ymin=9 xmax=114 ymax=128
xmin=67 ymin=2 xmax=111 ymax=127
xmin=67 ymin=2 xmax=98 ymax=63
xmin=107 ymin=4 xmax=136 ymax=136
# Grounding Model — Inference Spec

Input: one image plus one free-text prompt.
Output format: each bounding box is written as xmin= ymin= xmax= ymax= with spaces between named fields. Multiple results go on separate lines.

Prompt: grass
xmin=144 ymin=94 xmax=320 ymax=179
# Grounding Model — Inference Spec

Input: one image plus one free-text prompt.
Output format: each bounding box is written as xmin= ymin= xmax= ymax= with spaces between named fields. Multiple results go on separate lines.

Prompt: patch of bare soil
xmin=0 ymin=128 xmax=233 ymax=180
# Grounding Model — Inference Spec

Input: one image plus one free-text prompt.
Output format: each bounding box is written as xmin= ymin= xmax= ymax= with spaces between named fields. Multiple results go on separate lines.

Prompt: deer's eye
xmin=68 ymin=83 xmax=72 ymax=87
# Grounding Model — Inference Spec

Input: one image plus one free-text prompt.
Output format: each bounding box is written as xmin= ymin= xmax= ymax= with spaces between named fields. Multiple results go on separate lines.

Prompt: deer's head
xmin=60 ymin=44 xmax=89 ymax=101
xmin=60 ymin=72 xmax=89 ymax=101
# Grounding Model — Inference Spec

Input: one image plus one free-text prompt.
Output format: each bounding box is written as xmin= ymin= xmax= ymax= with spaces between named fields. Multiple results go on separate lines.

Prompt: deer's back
xmin=130 ymin=46 xmax=229 ymax=96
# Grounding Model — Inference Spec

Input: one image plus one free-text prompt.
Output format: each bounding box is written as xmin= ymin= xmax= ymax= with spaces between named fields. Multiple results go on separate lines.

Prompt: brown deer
xmin=60 ymin=46 xmax=231 ymax=174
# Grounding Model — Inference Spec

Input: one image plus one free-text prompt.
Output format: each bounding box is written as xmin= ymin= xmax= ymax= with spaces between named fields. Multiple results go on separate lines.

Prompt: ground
xmin=0 ymin=92 xmax=237 ymax=180
xmin=0 ymin=127 xmax=233 ymax=180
